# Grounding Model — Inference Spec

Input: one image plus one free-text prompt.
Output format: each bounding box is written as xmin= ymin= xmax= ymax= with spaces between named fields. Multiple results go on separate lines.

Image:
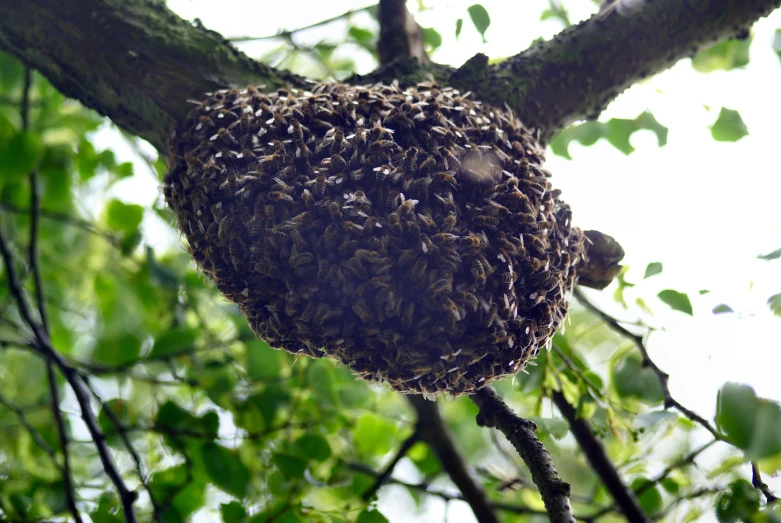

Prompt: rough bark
xmin=378 ymin=0 xmax=428 ymax=66
xmin=1 ymin=0 xmax=777 ymax=151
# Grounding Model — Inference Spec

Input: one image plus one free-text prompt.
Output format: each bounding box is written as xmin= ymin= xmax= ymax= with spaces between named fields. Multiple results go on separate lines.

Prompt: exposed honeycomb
xmin=164 ymin=82 xmax=585 ymax=397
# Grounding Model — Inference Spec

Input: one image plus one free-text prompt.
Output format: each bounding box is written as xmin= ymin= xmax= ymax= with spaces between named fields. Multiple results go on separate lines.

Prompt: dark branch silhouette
xmin=361 ymin=429 xmax=420 ymax=501
xmin=471 ymin=387 xmax=575 ymax=523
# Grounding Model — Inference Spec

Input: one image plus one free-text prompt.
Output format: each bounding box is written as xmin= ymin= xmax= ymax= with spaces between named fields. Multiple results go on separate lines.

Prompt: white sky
xmin=92 ymin=1 xmax=781 ymax=520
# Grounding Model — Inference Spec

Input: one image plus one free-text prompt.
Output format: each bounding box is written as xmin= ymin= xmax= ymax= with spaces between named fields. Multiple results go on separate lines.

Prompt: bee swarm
xmin=165 ymin=82 xmax=585 ymax=397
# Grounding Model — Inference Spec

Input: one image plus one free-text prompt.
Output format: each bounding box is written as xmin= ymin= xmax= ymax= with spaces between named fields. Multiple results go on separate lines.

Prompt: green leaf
xmin=711 ymin=108 xmax=748 ymax=142
xmin=550 ymin=112 xmax=667 ymax=159
xmin=528 ymin=417 xmax=569 ymax=439
xmin=91 ymin=333 xmax=142 ymax=366
xmin=272 ymin=453 xmax=308 ymax=479
xmin=348 ymin=27 xmax=376 ymax=53
xmin=149 ymin=465 xmax=206 ymax=519
xmin=758 ymin=247 xmax=781 ymax=260
xmin=467 ymin=4 xmax=491 ymax=42
xmin=0 ymin=131 xmax=43 ymax=179
xmin=105 ymin=199 xmax=144 ymax=236
xmin=220 ymin=501 xmax=247 ymax=523
xmin=353 ymin=413 xmax=398 ymax=456
xmin=98 ymin=399 xmax=136 ymax=442
xmin=295 ymin=434 xmax=332 ymax=462
xmin=716 ymin=383 xmax=781 ymax=460
xmin=631 ymin=478 xmax=663 ymax=515
xmin=657 ymin=289 xmax=693 ymax=315
xmin=420 ymin=27 xmax=442 ymax=50
xmin=634 ymin=410 xmax=678 ymax=430
xmin=692 ymin=38 xmax=751 ymax=72
xmin=201 ymin=442 xmax=251 ymax=498
xmin=408 ymin=442 xmax=440 ymax=476
xmin=155 ymin=400 xmax=219 ymax=442
xmin=455 ymin=18 xmax=464 ymax=39
xmin=357 ymin=508 xmax=390 ymax=523
xmin=712 ymin=304 xmax=734 ymax=314
xmin=768 ymin=293 xmax=781 ymax=317
xmin=245 ymin=340 xmax=283 ymax=380
xmin=612 ymin=354 xmax=664 ymax=405
xmin=716 ymin=479 xmax=761 ymax=523
xmin=644 ymin=262 xmax=663 ymax=279
xmin=149 ymin=328 xmax=198 ymax=359
xmin=774 ymin=29 xmax=781 ymax=63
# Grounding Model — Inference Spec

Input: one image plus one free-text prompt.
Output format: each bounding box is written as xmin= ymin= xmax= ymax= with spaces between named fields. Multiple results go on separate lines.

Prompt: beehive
xmin=164 ymin=82 xmax=585 ymax=396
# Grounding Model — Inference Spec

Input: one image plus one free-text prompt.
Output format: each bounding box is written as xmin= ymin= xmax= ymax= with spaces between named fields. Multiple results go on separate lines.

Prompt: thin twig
xmin=751 ymin=462 xmax=779 ymax=504
xmin=0 ymin=201 xmax=121 ymax=246
xmin=0 ymin=232 xmax=137 ymax=522
xmin=362 ymin=428 xmax=421 ymax=500
xmin=574 ymin=288 xmax=725 ymax=441
xmin=0 ymin=391 xmax=59 ymax=462
xmin=408 ymin=396 xmax=499 ymax=523
xmin=228 ymin=5 xmax=376 ymax=42
xmin=22 ymin=66 xmax=83 ymax=523
xmin=471 ymin=387 xmax=575 ymax=523
xmin=551 ymin=390 xmax=650 ymax=522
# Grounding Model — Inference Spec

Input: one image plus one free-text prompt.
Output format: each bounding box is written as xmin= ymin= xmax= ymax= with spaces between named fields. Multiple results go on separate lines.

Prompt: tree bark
xmin=1 ymin=0 xmax=777 ymax=151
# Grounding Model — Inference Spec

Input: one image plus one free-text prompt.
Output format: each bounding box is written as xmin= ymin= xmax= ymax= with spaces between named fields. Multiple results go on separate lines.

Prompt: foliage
xmin=0 ymin=2 xmax=779 ymax=523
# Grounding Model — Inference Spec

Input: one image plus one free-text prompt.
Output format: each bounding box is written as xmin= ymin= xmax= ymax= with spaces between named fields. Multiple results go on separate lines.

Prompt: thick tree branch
xmin=551 ymin=391 xmax=650 ymax=523
xmin=0 ymin=0 xmax=307 ymax=151
xmin=378 ymin=0 xmax=428 ymax=66
xmin=408 ymin=396 xmax=499 ymax=523
xmin=471 ymin=387 xmax=575 ymax=523
xmin=2 ymin=0 xmax=776 ymax=153
xmin=453 ymin=0 xmax=781 ymax=142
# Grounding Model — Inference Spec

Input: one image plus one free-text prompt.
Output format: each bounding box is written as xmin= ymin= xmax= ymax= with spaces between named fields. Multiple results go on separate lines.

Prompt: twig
xmin=348 ymin=462 xmax=550 ymax=516
xmin=408 ymin=396 xmax=499 ymax=523
xmin=0 ymin=201 xmax=121 ymax=246
xmin=574 ymin=288 xmax=725 ymax=441
xmin=0 ymin=391 xmax=58 ymax=462
xmin=362 ymin=428 xmax=420 ymax=500
xmin=0 ymin=231 xmax=137 ymax=522
xmin=751 ymin=462 xmax=779 ymax=504
xmin=22 ymin=66 xmax=83 ymax=523
xmin=551 ymin=390 xmax=650 ymax=523
xmin=228 ymin=5 xmax=376 ymax=42
xmin=377 ymin=0 xmax=428 ymax=66
xmin=651 ymin=487 xmax=723 ymax=520
xmin=471 ymin=387 xmax=575 ymax=523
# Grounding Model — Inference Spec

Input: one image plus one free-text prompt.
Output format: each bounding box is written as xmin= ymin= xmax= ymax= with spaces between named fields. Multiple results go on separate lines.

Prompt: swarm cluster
xmin=165 ymin=81 xmax=585 ymax=396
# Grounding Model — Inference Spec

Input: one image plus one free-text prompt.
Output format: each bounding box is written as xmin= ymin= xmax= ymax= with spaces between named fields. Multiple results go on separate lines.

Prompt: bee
xmin=483 ymin=200 xmax=509 ymax=217
xmin=474 ymin=215 xmax=500 ymax=229
xmin=273 ymin=230 xmax=289 ymax=245
xmin=313 ymin=304 xmax=332 ymax=325
xmin=387 ymin=212 xmax=403 ymax=236
xmin=438 ymin=147 xmax=462 ymax=170
xmin=402 ymin=147 xmax=418 ymax=175
xmin=338 ymin=239 xmax=358 ymax=256
xmin=330 ymin=153 xmax=347 ymax=172
xmin=428 ymin=277 xmax=453 ymax=297
xmin=343 ymin=221 xmax=365 ymax=235
xmin=416 ymin=213 xmax=438 ymax=234
xmin=410 ymin=258 xmax=428 ymax=286
xmin=300 ymin=188 xmax=316 ymax=210
xmin=441 ymin=214 xmax=457 ymax=233
xmin=352 ymin=299 xmax=372 ymax=323
xmin=330 ymin=130 xmax=345 ymax=155
xmin=317 ymin=258 xmax=330 ymax=280
xmin=385 ymin=189 xmax=400 ymax=209
xmin=397 ymin=249 xmax=417 ymax=268
xmin=405 ymin=220 xmax=421 ymax=235
xmin=435 ymin=193 xmax=456 ymax=213
xmin=268 ymin=191 xmax=294 ymax=203
xmin=324 ymin=224 xmax=341 ymax=250
xmin=459 ymin=235 xmax=481 ymax=249
xmin=287 ymin=117 xmax=305 ymax=142
xmin=355 ymin=249 xmax=381 ymax=263
xmin=206 ymin=220 xmax=219 ymax=238
xmin=372 ymin=258 xmax=393 ymax=275
xmin=433 ymin=171 xmax=457 ymax=187
xmin=401 ymin=302 xmax=415 ymax=329
xmin=289 ymin=251 xmax=313 ymax=267
xmin=228 ymin=235 xmax=245 ymax=269
xmin=398 ymin=199 xmax=418 ymax=218
xmin=346 ymin=257 xmax=368 ymax=279
xmin=419 ymin=156 xmax=436 ymax=176
xmin=482 ymin=363 xmax=495 ymax=379
xmin=471 ymin=258 xmax=486 ymax=287
xmin=211 ymin=128 xmax=237 ymax=147
xmin=373 ymin=164 xmax=391 ymax=183
xmin=412 ymin=177 xmax=431 ymax=201
xmin=289 ymin=229 xmax=308 ymax=250
xmin=432 ymin=233 xmax=459 ymax=246
xmin=291 ymin=211 xmax=313 ymax=225
xmin=431 ymin=360 xmax=446 ymax=379
xmin=480 ymin=303 xmax=498 ymax=329
xmin=327 ymin=202 xmax=343 ymax=223
xmin=218 ymin=215 xmax=233 ymax=240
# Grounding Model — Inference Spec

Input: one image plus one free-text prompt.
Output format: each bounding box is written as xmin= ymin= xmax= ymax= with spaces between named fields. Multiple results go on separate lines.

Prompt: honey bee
xmin=291 ymin=211 xmax=313 ymax=225
xmin=418 ymin=156 xmax=436 ymax=176
xmin=228 ymin=235 xmax=245 ymax=269
xmin=343 ymin=221 xmax=365 ymax=235
xmin=401 ymin=302 xmax=415 ymax=329
xmin=398 ymin=199 xmax=418 ymax=218
xmin=206 ymin=221 xmax=219 ymax=238
xmin=327 ymin=202 xmax=343 ymax=223
xmin=483 ymin=200 xmax=509 ymax=217
xmin=338 ymin=239 xmax=358 ymax=256
xmin=474 ymin=215 xmax=500 ymax=229
xmin=330 ymin=153 xmax=347 ymax=172
xmin=387 ymin=212 xmax=403 ymax=236
xmin=428 ymin=277 xmax=453 ymax=296
xmin=438 ymin=147 xmax=462 ymax=170
xmin=313 ymin=304 xmax=332 ymax=325
xmin=471 ymin=258 xmax=486 ymax=287
xmin=415 ymin=213 xmax=437 ymax=234
xmin=218 ymin=215 xmax=233 ymax=240
xmin=324 ymin=224 xmax=341 ymax=250
xmin=289 ymin=229 xmax=307 ymax=249
xmin=435 ymin=193 xmax=456 ymax=213
xmin=269 ymin=191 xmax=294 ymax=203
xmin=372 ymin=258 xmax=393 ymax=275
xmin=289 ymin=251 xmax=313 ymax=267
xmin=431 ymin=360 xmax=446 ymax=379
xmin=480 ymin=303 xmax=498 ymax=329
xmin=352 ymin=299 xmax=372 ymax=323
xmin=441 ymin=213 xmax=457 ymax=233
xmin=397 ymin=249 xmax=417 ymax=268
xmin=355 ymin=249 xmax=381 ymax=263
xmin=433 ymin=171 xmax=457 ymax=187
xmin=330 ymin=130 xmax=345 ymax=155
xmin=346 ymin=257 xmax=368 ymax=279
xmin=410 ymin=258 xmax=428 ymax=286
xmin=402 ymin=147 xmax=418 ymax=175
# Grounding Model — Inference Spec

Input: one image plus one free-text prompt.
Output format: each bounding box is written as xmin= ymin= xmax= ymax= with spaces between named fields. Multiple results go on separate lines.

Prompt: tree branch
xmin=0 ymin=0 xmax=307 ymax=151
xmin=471 ymin=387 xmax=575 ymax=523
xmin=551 ymin=391 xmax=650 ymax=523
xmin=361 ymin=428 xmax=420 ymax=501
xmin=452 ymin=0 xmax=781 ymax=142
xmin=408 ymin=396 xmax=499 ymax=523
xmin=378 ymin=0 xmax=428 ymax=66
xmin=0 ymin=232 xmax=138 ymax=522
xmin=2 ymin=0 xmax=775 ymax=152
xmin=752 ymin=462 xmax=779 ymax=504
xmin=228 ymin=5 xmax=375 ymax=43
